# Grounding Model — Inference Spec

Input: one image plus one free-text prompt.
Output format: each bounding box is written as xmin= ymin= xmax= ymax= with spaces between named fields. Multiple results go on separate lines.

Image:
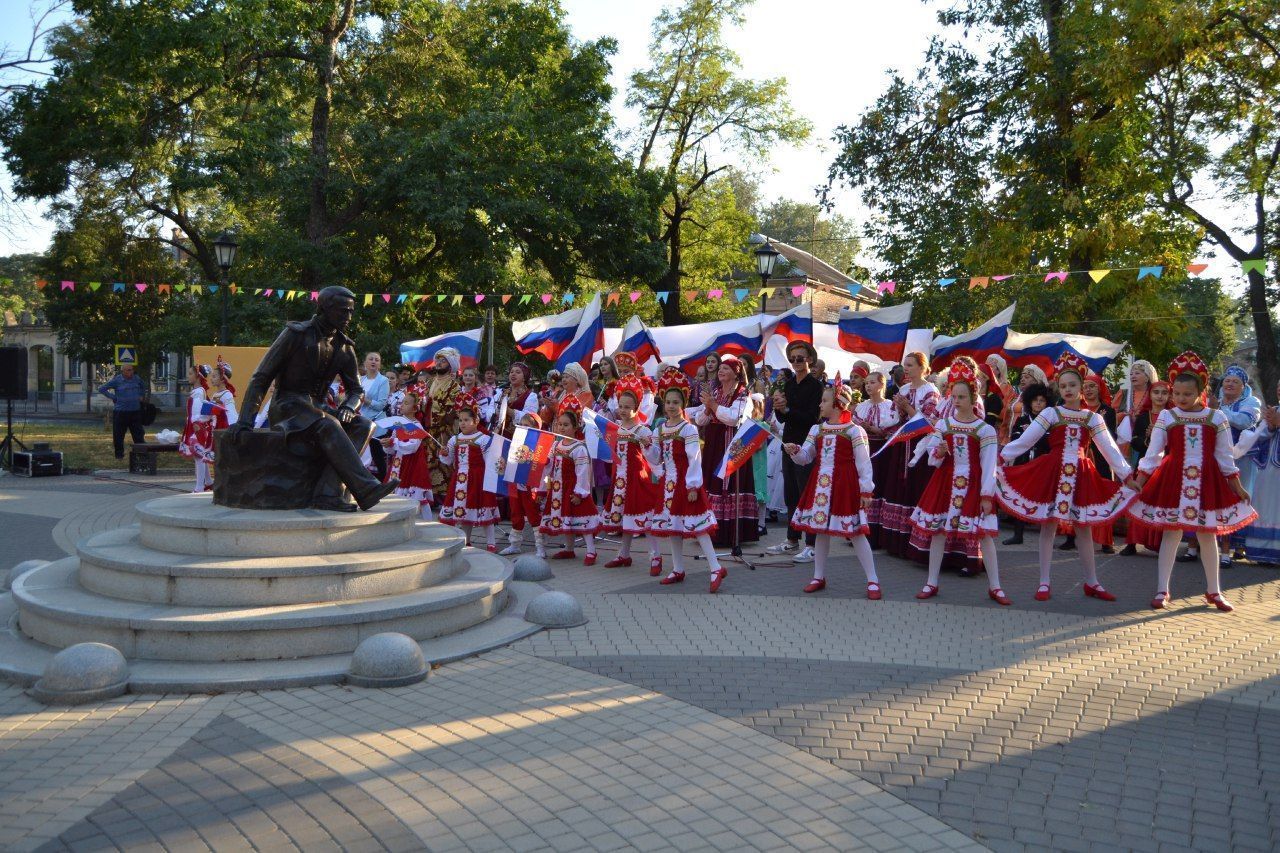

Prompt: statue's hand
xmin=336 ymin=405 xmax=358 ymax=425
xmin=230 ymin=420 xmax=254 ymax=436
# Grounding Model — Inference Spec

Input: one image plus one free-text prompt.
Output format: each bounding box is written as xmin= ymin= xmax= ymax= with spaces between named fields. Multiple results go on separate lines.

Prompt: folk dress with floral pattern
xmin=788 ymin=422 xmax=875 ymax=538
xmin=437 ymin=431 xmax=499 ymax=526
xmin=603 ymin=424 xmax=660 ymax=534
xmin=1127 ymin=407 xmax=1258 ymax=534
xmin=909 ymin=417 xmax=1000 ymax=549
xmin=643 ymin=420 xmax=717 ymax=538
xmin=539 ymin=438 xmax=601 ymax=535
xmin=997 ymin=406 xmax=1135 ymax=526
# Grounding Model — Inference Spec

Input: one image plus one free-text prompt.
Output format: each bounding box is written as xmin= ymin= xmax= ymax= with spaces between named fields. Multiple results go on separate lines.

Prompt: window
xmin=68 ymin=359 xmax=81 ymax=380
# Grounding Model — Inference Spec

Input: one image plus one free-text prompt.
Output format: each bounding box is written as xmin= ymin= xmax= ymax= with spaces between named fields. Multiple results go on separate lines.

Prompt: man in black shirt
xmin=767 ymin=340 xmax=824 ymax=561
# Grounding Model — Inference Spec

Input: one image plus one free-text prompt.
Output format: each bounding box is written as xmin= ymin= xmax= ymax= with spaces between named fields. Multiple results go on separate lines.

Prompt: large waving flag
xmin=504 ymin=425 xmax=557 ymax=488
xmin=771 ymin=303 xmax=812 ymax=344
xmin=837 ymin=302 xmax=913 ymax=362
xmin=619 ymin=314 xmax=661 ymax=365
xmin=678 ymin=320 xmax=767 ymax=377
xmin=930 ymin=302 xmax=1016 ymax=370
xmin=554 ymin=293 xmax=604 ymax=371
xmin=716 ymin=419 xmax=771 ymax=480
xmin=400 ymin=328 xmax=483 ymax=372
xmin=581 ymin=407 xmax=619 ymax=464
xmin=1003 ymin=330 xmax=1126 ymax=377
xmin=512 ymin=303 xmax=585 ymax=363
xmin=871 ymin=411 xmax=934 ymax=458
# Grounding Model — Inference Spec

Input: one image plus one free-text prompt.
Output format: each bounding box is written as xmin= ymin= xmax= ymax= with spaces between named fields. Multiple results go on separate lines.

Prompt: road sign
xmin=114 ymin=344 xmax=137 ymax=366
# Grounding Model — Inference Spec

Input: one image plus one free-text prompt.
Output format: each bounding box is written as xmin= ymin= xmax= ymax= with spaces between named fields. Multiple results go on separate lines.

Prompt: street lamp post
xmin=755 ymin=240 xmax=780 ymax=314
xmin=212 ymin=231 xmax=239 ymax=346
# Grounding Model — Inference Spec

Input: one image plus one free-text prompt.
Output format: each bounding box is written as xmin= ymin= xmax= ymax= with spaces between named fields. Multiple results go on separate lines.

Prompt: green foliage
xmin=755 ymin=199 xmax=862 ymax=278
xmin=0 ymin=252 xmax=43 ymax=328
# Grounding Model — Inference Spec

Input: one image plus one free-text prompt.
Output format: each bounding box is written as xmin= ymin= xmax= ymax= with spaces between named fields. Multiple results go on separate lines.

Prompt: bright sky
xmin=0 ymin=0 xmax=1243 ymax=287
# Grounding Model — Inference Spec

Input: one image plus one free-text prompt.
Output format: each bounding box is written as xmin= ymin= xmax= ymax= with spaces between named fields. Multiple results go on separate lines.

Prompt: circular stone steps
xmin=76 ymin=523 xmax=466 ymax=606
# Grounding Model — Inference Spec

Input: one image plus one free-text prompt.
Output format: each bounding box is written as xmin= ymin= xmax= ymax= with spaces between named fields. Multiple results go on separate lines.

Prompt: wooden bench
xmin=129 ymin=442 xmax=180 ymax=475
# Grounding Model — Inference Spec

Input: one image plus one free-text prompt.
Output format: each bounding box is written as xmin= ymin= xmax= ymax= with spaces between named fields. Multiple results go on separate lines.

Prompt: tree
xmin=827 ymin=0 xmax=1208 ymax=364
xmin=0 ymin=252 xmax=43 ymax=330
xmin=755 ymin=199 xmax=862 ymax=277
xmin=628 ymin=0 xmax=810 ymax=326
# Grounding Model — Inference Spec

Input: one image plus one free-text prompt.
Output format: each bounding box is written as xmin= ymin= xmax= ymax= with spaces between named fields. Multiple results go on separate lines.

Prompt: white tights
xmin=1157 ymin=530 xmax=1220 ymax=595
xmin=812 ymin=535 xmax=878 ymax=583
xmin=926 ymin=535 xmax=1002 ymax=590
xmin=1036 ymin=522 xmax=1098 ymax=587
xmin=667 ymin=533 xmax=719 ymax=578
xmin=193 ymin=460 xmax=211 ymax=492
xmin=618 ymin=532 xmax=658 ymax=560
xmin=461 ymin=523 xmax=497 ymax=548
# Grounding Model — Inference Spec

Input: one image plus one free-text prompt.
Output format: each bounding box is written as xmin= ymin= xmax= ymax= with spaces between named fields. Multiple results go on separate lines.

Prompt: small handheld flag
xmin=871 ymin=412 xmax=934 ymax=458
xmin=581 ymin=407 xmax=618 ymax=463
xmin=715 ymin=419 xmax=770 ymax=480
xmin=504 ymin=426 xmax=558 ymax=487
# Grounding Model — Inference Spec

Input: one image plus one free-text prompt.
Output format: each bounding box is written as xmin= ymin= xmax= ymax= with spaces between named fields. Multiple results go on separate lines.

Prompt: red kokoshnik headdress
xmin=1167 ymin=350 xmax=1210 ymax=389
xmin=615 ymin=374 xmax=645 ymax=404
xmin=657 ymin=368 xmax=692 ymax=405
xmin=946 ymin=359 xmax=977 ymax=390
xmin=612 ymin=351 xmax=639 ymax=375
xmin=454 ymin=389 xmax=481 ymax=419
xmin=1053 ymin=351 xmax=1089 ymax=382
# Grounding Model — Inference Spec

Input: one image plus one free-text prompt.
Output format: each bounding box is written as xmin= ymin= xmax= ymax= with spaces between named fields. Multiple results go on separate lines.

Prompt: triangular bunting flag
xmin=708 ymin=289 xmax=723 ymax=300
xmin=113 ymin=283 xmax=126 ymax=293
xmin=1137 ymin=266 xmax=1163 ymax=280
xmin=629 ymin=291 xmax=641 ymax=303
xmin=191 ymin=285 xmax=202 ymax=295
xmin=682 ymin=290 xmax=698 ymax=302
xmin=992 ymin=274 xmax=1014 ymax=282
xmin=363 ymin=294 xmax=373 ymax=306
xmin=412 ymin=295 xmax=426 ymax=302
xmin=264 ymin=289 xmax=274 ymax=297
xmin=1242 ymin=259 xmax=1266 ymax=275
xmin=135 ymin=283 xmax=148 ymax=293
xmin=90 ymin=282 xmax=102 ymax=292
xmin=1186 ymin=263 xmax=1208 ymax=276
xmin=396 ymin=294 xmax=407 ymax=304
xmin=520 ymin=294 xmax=532 ymax=306
xmin=451 ymin=295 xmax=462 ymax=306
xmin=968 ymin=277 xmax=989 ymax=290
xmin=35 ymin=279 xmax=47 ymax=290
xmin=1044 ymin=272 xmax=1068 ymax=283
xmin=158 ymin=284 xmax=171 ymax=295
xmin=734 ymin=288 xmax=750 ymax=302
xmin=606 ymin=292 xmax=620 ymax=307
xmin=759 ymin=288 xmax=774 ymax=298
xmin=876 ymin=281 xmax=896 ymax=294
xmin=229 ymin=285 xmax=237 ymax=294
xmin=562 ymin=293 xmax=575 ymax=305
xmin=502 ymin=295 xmax=512 ymax=305
xmin=172 ymin=284 xmax=184 ymax=293
xmin=60 ymin=280 xmax=74 ymax=291
xmin=437 ymin=294 xmax=448 ymax=303
xmin=791 ymin=285 xmax=806 ymax=297
xmin=1088 ymin=270 xmax=1110 ymax=283
xmin=656 ymin=292 xmax=669 ymax=304
xmin=541 ymin=294 xmax=553 ymax=305
xmin=475 ymin=294 xmax=485 ymax=304
xmin=938 ymin=278 xmax=956 ymax=288
xmin=310 ymin=291 xmax=319 ymax=301
xmin=846 ymin=283 xmax=863 ymax=298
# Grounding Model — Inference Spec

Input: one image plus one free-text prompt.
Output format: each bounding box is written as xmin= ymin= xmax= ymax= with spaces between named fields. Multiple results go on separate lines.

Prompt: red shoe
xmin=551 ymin=549 xmax=576 ymax=560
xmin=1034 ymin=584 xmax=1051 ymax=601
xmin=604 ymin=556 xmax=632 ymax=568
xmin=1150 ymin=590 xmax=1170 ymax=609
xmin=649 ymin=556 xmax=663 ymax=577
xmin=1204 ymin=592 xmax=1234 ymax=612
xmin=1083 ymin=583 xmax=1116 ymax=602
xmin=803 ymin=578 xmax=826 ymax=594
xmin=915 ymin=584 xmax=939 ymax=600
xmin=486 ymin=544 xmax=498 ymax=553
xmin=988 ymin=588 xmax=1012 ymax=606
xmin=866 ymin=582 xmax=882 ymax=601
xmin=660 ymin=571 xmax=685 ymax=585
xmin=709 ymin=567 xmax=727 ymax=593
xmin=583 ymin=553 xmax=598 ymax=566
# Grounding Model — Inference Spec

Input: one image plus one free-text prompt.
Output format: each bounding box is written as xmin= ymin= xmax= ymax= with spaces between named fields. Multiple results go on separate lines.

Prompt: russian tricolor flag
xmin=512 ymin=303 xmax=585 ymax=363
xmin=837 ymin=302 xmax=913 ymax=362
xmin=374 ymin=415 xmax=428 ymax=442
xmin=871 ymin=412 xmax=934 ymax=457
xmin=400 ymin=328 xmax=483 ymax=372
xmin=716 ymin=419 xmax=770 ymax=480
xmin=930 ymin=302 xmax=1016 ymax=370
xmin=1003 ymin=330 xmax=1125 ymax=377
xmin=504 ymin=426 xmax=557 ymax=488
xmin=771 ymin=303 xmax=812 ymax=344
xmin=555 ymin=293 xmax=604 ymax=371
xmin=581 ymin=407 xmax=618 ymax=464
xmin=619 ymin=314 xmax=661 ymax=366
xmin=678 ymin=320 xmax=766 ymax=377
xmin=197 ymin=400 xmax=226 ymax=417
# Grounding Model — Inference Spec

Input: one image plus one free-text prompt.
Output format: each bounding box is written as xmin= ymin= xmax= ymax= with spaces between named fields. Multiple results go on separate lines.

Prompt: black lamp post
xmin=755 ymin=240 xmax=780 ymax=313
xmin=212 ymin=231 xmax=239 ymax=346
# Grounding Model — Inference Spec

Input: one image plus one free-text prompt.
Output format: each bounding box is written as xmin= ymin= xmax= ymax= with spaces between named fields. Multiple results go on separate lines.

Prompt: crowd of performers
xmin=182 ymin=338 xmax=1280 ymax=611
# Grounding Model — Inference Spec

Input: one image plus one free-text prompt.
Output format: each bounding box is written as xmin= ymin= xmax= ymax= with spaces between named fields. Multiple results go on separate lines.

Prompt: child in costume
xmin=540 ymin=397 xmax=602 ymax=564
xmin=179 ymin=364 xmax=216 ymax=492
xmin=910 ymin=361 xmax=1010 ymax=605
xmin=384 ymin=391 xmax=433 ymax=520
xmin=1126 ymin=351 xmax=1257 ymax=611
xmin=998 ymin=351 xmax=1133 ymax=602
xmin=602 ymin=376 xmax=663 ymax=574
xmin=782 ymin=382 xmax=882 ymax=598
xmin=644 ymin=370 xmax=726 ymax=592
xmin=499 ymin=412 xmax=547 ymax=558
xmin=437 ymin=391 xmax=501 ymax=548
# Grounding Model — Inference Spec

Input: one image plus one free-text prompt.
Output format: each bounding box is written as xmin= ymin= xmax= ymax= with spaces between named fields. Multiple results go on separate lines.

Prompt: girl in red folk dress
xmin=602 ymin=377 xmax=663 ymax=574
xmin=1126 ymin=352 xmax=1257 ymax=611
xmin=179 ymin=364 xmax=215 ymax=492
xmin=997 ymin=352 xmax=1134 ymax=603
xmin=644 ymin=371 xmax=726 ymax=592
xmin=1118 ymin=380 xmax=1172 ymax=554
xmin=910 ymin=362 xmax=1010 ymax=606
xmin=499 ymin=412 xmax=547 ymax=559
xmin=385 ymin=392 xmax=434 ymax=520
xmin=783 ymin=383 xmax=882 ymax=598
xmin=540 ymin=398 xmax=602 ymax=565
xmin=437 ymin=392 xmax=501 ymax=549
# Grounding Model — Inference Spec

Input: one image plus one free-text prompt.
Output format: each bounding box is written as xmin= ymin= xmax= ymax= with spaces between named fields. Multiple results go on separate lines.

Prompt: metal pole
xmin=486 ymin=307 xmax=495 ymax=367
xmin=220 ymin=273 xmax=229 ymax=345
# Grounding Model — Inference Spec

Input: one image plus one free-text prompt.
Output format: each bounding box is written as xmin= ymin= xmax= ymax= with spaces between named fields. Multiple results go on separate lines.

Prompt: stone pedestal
xmin=212 ymin=430 xmax=323 ymax=510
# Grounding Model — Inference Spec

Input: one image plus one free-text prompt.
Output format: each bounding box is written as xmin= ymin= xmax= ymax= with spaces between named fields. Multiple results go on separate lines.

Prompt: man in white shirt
xmin=359 ymin=352 xmax=390 ymax=480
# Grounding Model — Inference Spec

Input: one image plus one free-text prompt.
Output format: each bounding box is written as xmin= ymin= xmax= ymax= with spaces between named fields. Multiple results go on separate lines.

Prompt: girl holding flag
xmin=693 ymin=354 xmax=759 ymax=548
xmin=602 ymin=376 xmax=663 ymax=573
xmin=783 ymin=383 xmax=882 ymax=598
xmin=853 ymin=368 xmax=900 ymax=548
xmin=437 ymin=391 xmax=500 ymax=547
xmin=645 ymin=370 xmax=726 ymax=592
xmin=998 ymin=352 xmax=1134 ymax=603
xmin=909 ymin=361 xmax=1010 ymax=605
xmin=880 ymin=351 xmax=942 ymax=559
xmin=383 ymin=391 xmax=433 ymax=519
xmin=179 ymin=363 xmax=216 ymax=492
xmin=540 ymin=397 xmax=602 ymax=564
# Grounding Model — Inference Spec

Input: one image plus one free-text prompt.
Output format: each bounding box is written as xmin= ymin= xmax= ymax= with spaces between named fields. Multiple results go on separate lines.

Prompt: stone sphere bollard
xmin=512 ymin=554 xmax=553 ymax=582
xmin=347 ymin=633 xmax=429 ymax=688
xmin=4 ymin=560 xmax=48 ymax=592
xmin=524 ymin=591 xmax=587 ymax=629
xmin=30 ymin=643 xmax=129 ymax=705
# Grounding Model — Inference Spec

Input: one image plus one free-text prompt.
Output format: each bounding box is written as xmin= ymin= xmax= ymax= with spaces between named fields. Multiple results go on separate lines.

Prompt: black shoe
xmin=355 ymin=478 xmax=400 ymax=511
xmin=1177 ymin=549 xmax=1199 ymax=563
xmin=312 ymin=497 xmax=358 ymax=512
xmin=1101 ymin=545 xmax=1116 ymax=555
xmin=757 ymin=525 xmax=768 ymax=538
xmin=1002 ymin=535 xmax=1024 ymax=546
xmin=1119 ymin=544 xmax=1138 ymax=556
xmin=1058 ymin=538 xmax=1077 ymax=551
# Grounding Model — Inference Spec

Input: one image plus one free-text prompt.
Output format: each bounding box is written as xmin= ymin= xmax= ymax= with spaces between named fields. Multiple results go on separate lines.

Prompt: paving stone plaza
xmin=2 ymin=471 xmax=1278 ymax=852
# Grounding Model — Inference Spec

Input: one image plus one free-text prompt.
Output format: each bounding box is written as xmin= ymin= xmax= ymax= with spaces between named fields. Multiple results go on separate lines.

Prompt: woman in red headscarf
xmin=693 ymin=353 xmax=759 ymax=548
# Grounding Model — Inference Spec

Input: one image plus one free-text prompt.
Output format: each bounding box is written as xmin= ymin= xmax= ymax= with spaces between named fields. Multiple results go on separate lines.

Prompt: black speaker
xmin=0 ymin=347 xmax=26 ymax=401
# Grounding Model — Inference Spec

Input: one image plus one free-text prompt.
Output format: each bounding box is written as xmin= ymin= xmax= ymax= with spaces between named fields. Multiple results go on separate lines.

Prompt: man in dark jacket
xmin=766 ymin=340 xmax=824 ymax=562
xmin=231 ymin=286 xmax=398 ymax=511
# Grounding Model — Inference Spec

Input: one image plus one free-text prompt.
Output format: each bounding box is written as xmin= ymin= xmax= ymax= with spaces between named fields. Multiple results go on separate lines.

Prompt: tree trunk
xmin=1246 ymin=268 xmax=1279 ymax=405
xmin=657 ymin=212 xmax=684 ymax=326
